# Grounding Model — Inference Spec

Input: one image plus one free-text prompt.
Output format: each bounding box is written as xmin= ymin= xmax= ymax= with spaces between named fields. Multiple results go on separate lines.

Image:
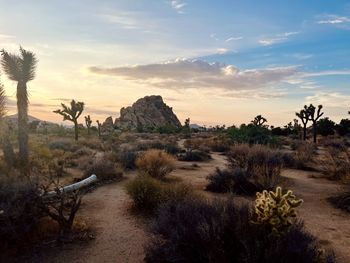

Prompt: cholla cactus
xmin=254 ymin=186 xmax=303 ymax=235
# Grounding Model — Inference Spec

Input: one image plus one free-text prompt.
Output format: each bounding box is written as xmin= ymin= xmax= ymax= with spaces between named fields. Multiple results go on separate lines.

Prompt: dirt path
xmin=282 ymin=169 xmax=350 ymax=262
xmin=40 ymin=149 xmax=350 ymax=263
xmin=41 ymin=172 xmax=148 ymax=263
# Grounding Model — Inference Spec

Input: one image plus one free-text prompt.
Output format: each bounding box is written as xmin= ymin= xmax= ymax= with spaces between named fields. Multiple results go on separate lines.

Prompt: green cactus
xmin=253 ymin=186 xmax=303 ymax=235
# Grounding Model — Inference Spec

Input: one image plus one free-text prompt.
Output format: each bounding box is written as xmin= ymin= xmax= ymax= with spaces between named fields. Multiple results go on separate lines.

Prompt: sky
xmin=0 ymin=0 xmax=349 ymax=127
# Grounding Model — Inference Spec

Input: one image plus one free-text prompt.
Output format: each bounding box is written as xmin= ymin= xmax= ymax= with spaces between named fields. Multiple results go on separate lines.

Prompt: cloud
xmin=317 ymin=15 xmax=350 ymax=24
xmin=170 ymin=1 xmax=187 ymax=14
xmin=88 ymin=59 xmax=298 ymax=98
xmin=225 ymin=36 xmax=243 ymax=42
xmin=216 ymin=48 xmax=230 ymax=54
xmin=99 ymin=13 xmax=140 ymax=29
xmin=259 ymin=31 xmax=299 ymax=46
xmin=305 ymin=92 xmax=350 ymax=108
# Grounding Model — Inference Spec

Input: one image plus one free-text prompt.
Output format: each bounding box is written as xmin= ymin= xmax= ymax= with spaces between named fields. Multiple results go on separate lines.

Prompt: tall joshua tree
xmin=306 ymin=104 xmax=324 ymax=143
xmin=295 ymin=107 xmax=310 ymax=141
xmin=0 ymin=78 xmax=15 ymax=168
xmin=54 ymin=100 xmax=84 ymax=141
xmin=1 ymin=47 xmax=37 ymax=168
xmin=84 ymin=115 xmax=92 ymax=135
xmin=96 ymin=120 xmax=102 ymax=138
xmin=251 ymin=115 xmax=268 ymax=127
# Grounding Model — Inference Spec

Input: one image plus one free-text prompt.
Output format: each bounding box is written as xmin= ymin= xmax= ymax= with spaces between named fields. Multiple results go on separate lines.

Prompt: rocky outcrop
xmin=101 ymin=116 xmax=114 ymax=134
xmin=114 ymin=95 xmax=181 ymax=131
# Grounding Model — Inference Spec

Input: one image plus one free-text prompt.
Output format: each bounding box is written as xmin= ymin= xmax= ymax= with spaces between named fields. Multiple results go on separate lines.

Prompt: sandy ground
xmin=38 ymin=150 xmax=350 ymax=263
xmin=40 ymin=171 xmax=148 ymax=263
xmin=282 ymin=169 xmax=350 ymax=262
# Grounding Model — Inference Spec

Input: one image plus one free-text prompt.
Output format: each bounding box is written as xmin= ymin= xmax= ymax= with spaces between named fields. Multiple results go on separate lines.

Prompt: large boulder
xmin=101 ymin=116 xmax=114 ymax=134
xmin=114 ymin=95 xmax=181 ymax=131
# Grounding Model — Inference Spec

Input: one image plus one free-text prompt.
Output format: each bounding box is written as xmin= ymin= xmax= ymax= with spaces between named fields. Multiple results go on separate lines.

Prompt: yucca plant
xmin=1 ymin=47 xmax=37 ymax=169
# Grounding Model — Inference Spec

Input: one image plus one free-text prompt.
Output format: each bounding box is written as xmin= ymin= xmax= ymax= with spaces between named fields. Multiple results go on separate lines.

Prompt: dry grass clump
xmin=227 ymin=144 xmax=250 ymax=168
xmin=126 ymin=175 xmax=194 ymax=214
xmin=207 ymin=144 xmax=283 ymax=194
xmin=293 ymin=142 xmax=316 ymax=169
xmin=82 ymin=153 xmax=123 ymax=181
xmin=136 ymin=149 xmax=176 ymax=179
xmin=320 ymin=146 xmax=350 ymax=181
xmin=328 ymin=189 xmax=350 ymax=213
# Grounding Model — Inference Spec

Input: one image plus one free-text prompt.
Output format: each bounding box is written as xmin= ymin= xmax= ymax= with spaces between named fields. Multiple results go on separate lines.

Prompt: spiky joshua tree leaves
xmin=1 ymin=47 xmax=37 ymax=169
xmin=252 ymin=115 xmax=268 ymax=127
xmin=54 ymin=100 xmax=84 ymax=141
xmin=84 ymin=115 xmax=92 ymax=135
xmin=254 ymin=186 xmax=303 ymax=236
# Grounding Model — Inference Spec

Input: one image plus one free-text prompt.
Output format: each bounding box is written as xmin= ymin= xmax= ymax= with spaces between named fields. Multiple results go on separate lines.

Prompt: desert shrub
xmin=206 ymin=168 xmax=258 ymax=194
xmin=226 ymin=124 xmax=281 ymax=147
xmin=178 ymin=150 xmax=211 ymax=162
xmin=49 ymin=139 xmax=77 ymax=152
xmin=126 ymin=176 xmax=193 ymax=213
xmin=246 ymin=146 xmax=283 ymax=190
xmin=83 ymin=155 xmax=122 ymax=181
xmin=205 ymin=137 xmax=232 ymax=152
xmin=328 ymin=190 xmax=350 ymax=213
xmin=321 ymin=147 xmax=350 ymax=181
xmin=0 ymin=175 xmax=42 ymax=249
xmin=136 ymin=149 xmax=176 ymax=179
xmin=294 ymin=142 xmax=315 ymax=169
xmin=145 ymin=197 xmax=335 ymax=263
xmin=117 ymin=147 xmax=139 ymax=169
xmin=227 ymin=144 xmax=250 ymax=168
xmin=223 ymin=145 xmax=283 ymax=193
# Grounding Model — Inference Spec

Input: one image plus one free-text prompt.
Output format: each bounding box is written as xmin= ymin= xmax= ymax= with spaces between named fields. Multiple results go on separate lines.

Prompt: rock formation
xmin=101 ymin=116 xmax=114 ymax=134
xmin=114 ymin=95 xmax=181 ymax=131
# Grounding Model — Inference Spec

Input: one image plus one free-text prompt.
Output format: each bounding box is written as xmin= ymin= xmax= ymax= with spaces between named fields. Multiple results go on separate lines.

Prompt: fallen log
xmin=43 ymin=174 xmax=97 ymax=199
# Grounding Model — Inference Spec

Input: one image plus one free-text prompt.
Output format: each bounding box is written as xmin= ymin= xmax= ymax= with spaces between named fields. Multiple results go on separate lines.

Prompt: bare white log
xmin=43 ymin=174 xmax=97 ymax=199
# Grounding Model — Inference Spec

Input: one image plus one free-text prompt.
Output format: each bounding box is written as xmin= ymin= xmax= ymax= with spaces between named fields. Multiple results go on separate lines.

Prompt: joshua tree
xmin=96 ymin=120 xmax=102 ymax=138
xmin=54 ymin=100 xmax=84 ymax=141
xmin=0 ymin=79 xmax=15 ymax=168
xmin=84 ymin=115 xmax=92 ymax=135
xmin=295 ymin=107 xmax=310 ymax=141
xmin=1 ymin=47 xmax=37 ymax=168
xmin=306 ymin=104 xmax=324 ymax=143
xmin=184 ymin=118 xmax=190 ymax=128
xmin=252 ymin=115 xmax=267 ymax=127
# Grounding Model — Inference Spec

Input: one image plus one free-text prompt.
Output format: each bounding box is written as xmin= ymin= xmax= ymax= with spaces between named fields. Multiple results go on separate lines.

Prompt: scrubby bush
xmin=218 ymin=144 xmax=283 ymax=194
xmin=0 ymin=175 xmax=42 ymax=249
xmin=227 ymin=144 xmax=250 ymax=168
xmin=126 ymin=175 xmax=193 ymax=213
xmin=328 ymin=190 xmax=350 ymax=213
xmin=145 ymin=197 xmax=335 ymax=263
xmin=136 ymin=149 xmax=176 ymax=179
xmin=227 ymin=124 xmax=280 ymax=147
xmin=117 ymin=147 xmax=139 ymax=169
xmin=83 ymin=155 xmax=122 ymax=181
xmin=321 ymin=147 xmax=350 ymax=181
xmin=49 ymin=139 xmax=77 ymax=152
xmin=293 ymin=142 xmax=315 ymax=169
xmin=206 ymin=168 xmax=258 ymax=194
xmin=178 ymin=149 xmax=211 ymax=162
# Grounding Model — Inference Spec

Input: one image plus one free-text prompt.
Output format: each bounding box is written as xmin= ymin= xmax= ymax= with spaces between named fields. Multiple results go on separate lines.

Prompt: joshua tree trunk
xmin=17 ymin=81 xmax=29 ymax=168
xmin=303 ymin=124 xmax=307 ymax=141
xmin=312 ymin=123 xmax=317 ymax=143
xmin=74 ymin=120 xmax=79 ymax=141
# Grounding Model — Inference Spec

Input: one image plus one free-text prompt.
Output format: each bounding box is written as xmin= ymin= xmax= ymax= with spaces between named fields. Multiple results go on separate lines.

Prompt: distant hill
xmin=190 ymin=123 xmax=205 ymax=130
xmin=5 ymin=114 xmax=42 ymax=123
